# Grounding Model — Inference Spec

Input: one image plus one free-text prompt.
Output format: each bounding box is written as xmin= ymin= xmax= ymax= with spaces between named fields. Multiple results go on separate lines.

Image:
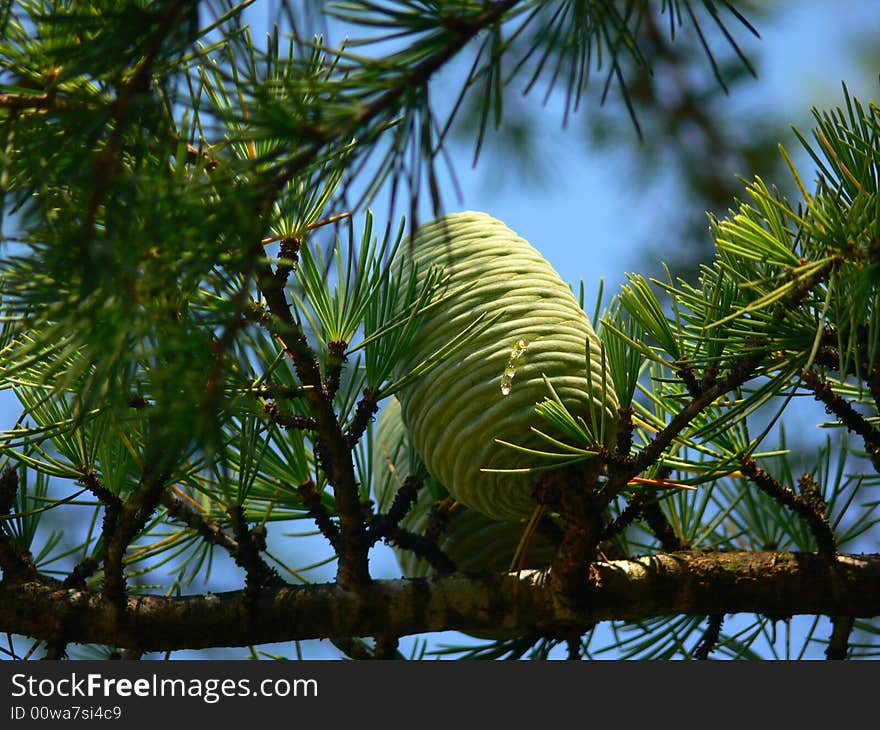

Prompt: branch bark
xmin=1 ymin=550 xmax=877 ymax=652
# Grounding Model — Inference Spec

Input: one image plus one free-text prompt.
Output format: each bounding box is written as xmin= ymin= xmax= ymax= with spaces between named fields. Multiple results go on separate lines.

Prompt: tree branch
xmin=2 ymin=551 xmax=877 ymax=653
xmin=802 ymin=368 xmax=880 ymax=473
xmin=258 ymin=270 xmax=370 ymax=589
xmin=0 ymin=468 xmax=36 ymax=581
xmin=102 ymin=465 xmax=171 ymax=604
xmin=739 ymin=456 xmax=837 ymax=560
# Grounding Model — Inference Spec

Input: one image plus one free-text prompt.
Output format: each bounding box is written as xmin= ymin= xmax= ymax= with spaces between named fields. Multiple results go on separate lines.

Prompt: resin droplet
xmin=500 ymin=338 xmax=530 ymax=395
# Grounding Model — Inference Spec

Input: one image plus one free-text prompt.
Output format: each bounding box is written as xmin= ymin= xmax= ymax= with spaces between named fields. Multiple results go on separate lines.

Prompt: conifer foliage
xmin=0 ymin=1 xmax=877 ymax=659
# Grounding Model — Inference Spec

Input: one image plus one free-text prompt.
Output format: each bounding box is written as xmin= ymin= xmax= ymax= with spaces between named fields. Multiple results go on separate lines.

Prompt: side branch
xmin=257 ymin=265 xmax=370 ymax=589
xmin=1 ymin=551 xmax=878 ymax=652
xmin=802 ymin=368 xmax=880 ymax=473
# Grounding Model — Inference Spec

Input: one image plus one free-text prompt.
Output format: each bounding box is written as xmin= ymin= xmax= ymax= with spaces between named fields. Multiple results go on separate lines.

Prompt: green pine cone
xmin=391 ymin=211 xmax=619 ymax=521
xmin=372 ymin=397 xmax=557 ymax=578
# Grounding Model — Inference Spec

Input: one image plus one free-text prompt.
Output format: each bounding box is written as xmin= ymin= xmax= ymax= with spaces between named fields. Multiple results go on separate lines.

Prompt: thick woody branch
xmin=2 ymin=551 xmax=876 ymax=652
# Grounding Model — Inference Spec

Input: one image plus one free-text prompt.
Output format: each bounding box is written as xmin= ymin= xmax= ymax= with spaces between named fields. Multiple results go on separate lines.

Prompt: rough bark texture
xmin=0 ymin=550 xmax=877 ymax=652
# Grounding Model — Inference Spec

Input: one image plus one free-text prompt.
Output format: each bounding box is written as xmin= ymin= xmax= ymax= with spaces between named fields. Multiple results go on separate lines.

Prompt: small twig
xmin=614 ymin=407 xmax=635 ymax=458
xmin=676 ymin=358 xmax=702 ymax=398
xmin=0 ymin=468 xmax=37 ymax=580
xmin=345 ymin=388 xmax=380 ymax=449
xmin=815 ymin=325 xmax=880 ymax=419
xmin=264 ymin=401 xmax=317 ymax=431
xmin=261 ymin=213 xmax=353 ymax=247
xmin=630 ymin=354 xmax=765 ymax=480
xmin=641 ymin=499 xmax=684 ymax=552
xmin=102 ymin=464 xmax=171 ymax=605
xmin=373 ymin=634 xmax=400 ymax=660
xmin=739 ymin=457 xmax=837 ymax=561
xmin=825 ymin=616 xmax=854 ymax=660
xmin=74 ymin=469 xmax=120 ymax=590
xmin=383 ymin=526 xmax=456 ymax=575
xmin=385 ymin=479 xmax=420 ymax=525
xmin=802 ymin=368 xmax=880 ymax=473
xmin=742 ymin=459 xmax=852 ymax=659
xmin=377 ymin=476 xmax=422 ymax=534
xmin=424 ymin=497 xmax=457 ymax=544
xmin=274 ymin=237 xmax=301 ymax=286
xmin=258 ymin=262 xmax=370 ymax=589
xmin=62 ymin=558 xmax=99 ymax=590
xmin=605 ymin=264 xmax=835 ymax=500
xmin=367 ymin=477 xmax=456 ymax=574
xmin=165 ymin=490 xmax=285 ymax=598
xmin=162 ymin=490 xmax=240 ymax=554
xmin=694 ymin=614 xmax=724 ymax=660
xmin=228 ymin=504 xmax=283 ymax=591
xmin=77 ymin=470 xmax=124 ymax=572
xmin=601 ymin=490 xmax=683 ymax=554
xmin=325 ymin=339 xmax=348 ymax=401
xmin=77 ymin=468 xmax=122 ymax=509
xmin=297 ymin=480 xmax=341 ymax=552
xmin=599 ymin=499 xmax=643 ymax=543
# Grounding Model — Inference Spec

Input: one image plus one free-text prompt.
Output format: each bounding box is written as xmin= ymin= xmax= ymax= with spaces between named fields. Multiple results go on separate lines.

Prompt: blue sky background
xmin=2 ymin=1 xmax=879 ymax=659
